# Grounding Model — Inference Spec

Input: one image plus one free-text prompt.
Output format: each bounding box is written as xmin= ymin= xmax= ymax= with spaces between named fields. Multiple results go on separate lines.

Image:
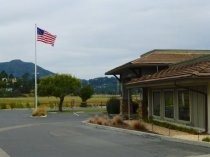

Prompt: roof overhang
xmin=105 ymin=49 xmax=210 ymax=75
xmin=126 ymin=75 xmax=210 ymax=89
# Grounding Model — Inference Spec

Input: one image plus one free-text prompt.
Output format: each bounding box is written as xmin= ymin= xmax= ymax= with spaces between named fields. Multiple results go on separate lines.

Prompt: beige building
xmin=106 ymin=49 xmax=210 ymax=133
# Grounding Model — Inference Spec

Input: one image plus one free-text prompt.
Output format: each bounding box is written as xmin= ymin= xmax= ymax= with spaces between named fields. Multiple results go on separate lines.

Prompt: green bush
xmin=80 ymin=102 xmax=87 ymax=107
xmin=0 ymin=103 xmax=7 ymax=109
xmin=26 ymin=103 xmax=31 ymax=108
xmin=9 ymin=103 xmax=15 ymax=109
xmin=106 ymin=97 xmax=120 ymax=114
xmin=202 ymin=137 xmax=210 ymax=142
xmin=49 ymin=103 xmax=55 ymax=109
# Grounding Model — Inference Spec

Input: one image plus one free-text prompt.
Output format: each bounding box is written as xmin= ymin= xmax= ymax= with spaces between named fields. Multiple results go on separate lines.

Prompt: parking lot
xmin=0 ymin=110 xmax=210 ymax=157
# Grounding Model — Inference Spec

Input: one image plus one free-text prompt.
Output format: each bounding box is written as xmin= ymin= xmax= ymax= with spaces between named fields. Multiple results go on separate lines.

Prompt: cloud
xmin=0 ymin=0 xmax=210 ymax=79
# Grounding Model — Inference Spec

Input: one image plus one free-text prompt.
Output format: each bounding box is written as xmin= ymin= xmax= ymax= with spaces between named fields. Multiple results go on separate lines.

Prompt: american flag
xmin=37 ymin=27 xmax=56 ymax=46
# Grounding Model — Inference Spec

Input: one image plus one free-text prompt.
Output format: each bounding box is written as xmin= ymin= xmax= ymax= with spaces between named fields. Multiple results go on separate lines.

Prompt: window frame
xmin=177 ymin=89 xmax=191 ymax=123
xmin=163 ymin=89 xmax=174 ymax=120
xmin=152 ymin=90 xmax=161 ymax=117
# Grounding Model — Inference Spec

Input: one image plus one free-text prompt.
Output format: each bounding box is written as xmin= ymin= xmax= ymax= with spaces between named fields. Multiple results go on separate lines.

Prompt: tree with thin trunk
xmin=38 ymin=74 xmax=81 ymax=112
xmin=78 ymin=84 xmax=94 ymax=107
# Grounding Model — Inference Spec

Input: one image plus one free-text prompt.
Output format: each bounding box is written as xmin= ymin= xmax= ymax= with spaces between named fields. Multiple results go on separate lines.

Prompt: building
xmin=105 ymin=49 xmax=210 ymax=133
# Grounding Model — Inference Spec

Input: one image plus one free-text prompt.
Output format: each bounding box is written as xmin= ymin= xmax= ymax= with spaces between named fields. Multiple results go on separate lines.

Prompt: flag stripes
xmin=37 ymin=27 xmax=56 ymax=46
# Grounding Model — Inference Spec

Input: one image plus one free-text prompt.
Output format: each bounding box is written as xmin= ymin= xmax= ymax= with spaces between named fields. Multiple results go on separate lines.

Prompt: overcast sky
xmin=0 ymin=0 xmax=210 ymax=79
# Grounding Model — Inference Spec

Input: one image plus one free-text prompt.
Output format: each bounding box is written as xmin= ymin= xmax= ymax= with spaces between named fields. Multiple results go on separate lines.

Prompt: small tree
xmin=38 ymin=74 xmax=81 ymax=112
xmin=78 ymin=85 xmax=94 ymax=107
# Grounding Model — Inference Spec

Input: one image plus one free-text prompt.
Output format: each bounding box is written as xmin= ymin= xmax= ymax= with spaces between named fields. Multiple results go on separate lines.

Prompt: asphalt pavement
xmin=0 ymin=110 xmax=209 ymax=157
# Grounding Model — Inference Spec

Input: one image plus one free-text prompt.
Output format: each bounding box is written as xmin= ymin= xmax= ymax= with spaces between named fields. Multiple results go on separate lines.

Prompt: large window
xmin=178 ymin=90 xmax=190 ymax=121
xmin=153 ymin=91 xmax=161 ymax=116
xmin=164 ymin=91 xmax=174 ymax=118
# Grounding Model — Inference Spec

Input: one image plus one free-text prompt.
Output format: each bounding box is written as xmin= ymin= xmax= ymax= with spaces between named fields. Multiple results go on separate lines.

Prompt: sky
xmin=0 ymin=0 xmax=210 ymax=79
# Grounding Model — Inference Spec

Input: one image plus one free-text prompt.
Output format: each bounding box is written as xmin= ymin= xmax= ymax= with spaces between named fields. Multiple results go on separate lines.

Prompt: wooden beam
xmin=113 ymin=75 xmax=120 ymax=81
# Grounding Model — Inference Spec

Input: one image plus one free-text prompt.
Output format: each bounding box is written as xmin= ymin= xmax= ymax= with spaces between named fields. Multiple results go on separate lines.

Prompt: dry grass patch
xmin=88 ymin=115 xmax=126 ymax=127
xmin=128 ymin=120 xmax=147 ymax=131
xmin=32 ymin=105 xmax=47 ymax=117
xmin=88 ymin=115 xmax=111 ymax=125
xmin=88 ymin=115 xmax=149 ymax=132
xmin=111 ymin=115 xmax=124 ymax=126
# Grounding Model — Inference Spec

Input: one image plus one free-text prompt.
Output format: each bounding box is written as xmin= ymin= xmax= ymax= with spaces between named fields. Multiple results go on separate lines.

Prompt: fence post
xmin=168 ymin=126 xmax=171 ymax=136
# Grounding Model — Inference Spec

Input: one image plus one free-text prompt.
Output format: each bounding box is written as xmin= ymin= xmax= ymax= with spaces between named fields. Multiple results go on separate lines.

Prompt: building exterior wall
xmin=207 ymin=82 xmax=210 ymax=134
xmin=190 ymin=87 xmax=206 ymax=130
xmin=148 ymin=86 xmax=207 ymax=131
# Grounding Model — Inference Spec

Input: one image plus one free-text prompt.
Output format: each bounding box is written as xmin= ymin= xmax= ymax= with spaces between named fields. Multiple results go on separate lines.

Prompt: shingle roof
xmin=126 ymin=55 xmax=210 ymax=87
xmin=105 ymin=49 xmax=210 ymax=75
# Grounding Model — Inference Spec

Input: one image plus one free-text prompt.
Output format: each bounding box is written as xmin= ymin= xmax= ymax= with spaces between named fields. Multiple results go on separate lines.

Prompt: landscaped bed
xmin=87 ymin=115 xmax=210 ymax=143
xmin=88 ymin=115 xmax=147 ymax=132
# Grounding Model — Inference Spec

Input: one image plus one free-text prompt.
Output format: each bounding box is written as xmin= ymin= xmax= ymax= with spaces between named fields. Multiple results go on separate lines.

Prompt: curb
xmin=82 ymin=121 xmax=210 ymax=148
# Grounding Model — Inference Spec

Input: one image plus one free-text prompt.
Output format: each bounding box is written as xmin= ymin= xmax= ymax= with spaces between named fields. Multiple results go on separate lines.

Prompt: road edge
xmin=82 ymin=121 xmax=210 ymax=148
xmin=0 ymin=148 xmax=10 ymax=157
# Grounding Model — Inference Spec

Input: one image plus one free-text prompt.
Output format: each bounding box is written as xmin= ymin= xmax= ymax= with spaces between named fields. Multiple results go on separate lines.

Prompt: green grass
xmin=202 ymin=137 xmax=210 ymax=142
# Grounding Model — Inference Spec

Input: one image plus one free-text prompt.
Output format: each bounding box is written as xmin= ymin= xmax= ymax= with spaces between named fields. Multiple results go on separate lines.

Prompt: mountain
xmin=0 ymin=60 xmax=119 ymax=94
xmin=0 ymin=59 xmax=54 ymax=78
xmin=82 ymin=77 xmax=119 ymax=95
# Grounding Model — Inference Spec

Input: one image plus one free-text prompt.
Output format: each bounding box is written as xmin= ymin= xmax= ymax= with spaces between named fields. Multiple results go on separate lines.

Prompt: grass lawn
xmin=0 ymin=95 xmax=119 ymax=109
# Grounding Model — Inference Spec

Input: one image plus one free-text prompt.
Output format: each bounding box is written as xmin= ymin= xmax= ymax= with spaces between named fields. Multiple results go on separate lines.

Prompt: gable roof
xmin=105 ymin=49 xmax=210 ymax=75
xmin=126 ymin=55 xmax=210 ymax=87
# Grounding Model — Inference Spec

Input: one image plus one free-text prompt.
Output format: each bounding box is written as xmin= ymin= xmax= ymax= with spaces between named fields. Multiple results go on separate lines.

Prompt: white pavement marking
xmin=0 ymin=124 xmax=37 ymax=132
xmin=73 ymin=111 xmax=84 ymax=116
xmin=0 ymin=148 xmax=10 ymax=157
xmin=73 ymin=112 xmax=79 ymax=116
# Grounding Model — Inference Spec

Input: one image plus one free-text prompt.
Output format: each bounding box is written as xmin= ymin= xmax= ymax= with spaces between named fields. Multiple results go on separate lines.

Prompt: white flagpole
xmin=34 ymin=24 xmax=38 ymax=110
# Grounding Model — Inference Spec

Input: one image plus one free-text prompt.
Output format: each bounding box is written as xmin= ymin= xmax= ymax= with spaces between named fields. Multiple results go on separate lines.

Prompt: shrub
xmin=26 ymin=103 xmax=31 ymax=108
xmin=202 ymin=137 xmax=210 ymax=142
xmin=80 ymin=102 xmax=87 ymax=107
xmin=0 ymin=103 xmax=7 ymax=109
xmin=112 ymin=115 xmax=124 ymax=126
xmin=9 ymin=103 xmax=15 ymax=109
xmin=129 ymin=120 xmax=147 ymax=131
xmin=32 ymin=106 xmax=47 ymax=117
xmin=88 ymin=115 xmax=111 ymax=126
xmin=15 ymin=103 xmax=24 ymax=108
xmin=88 ymin=116 xmax=101 ymax=125
xmin=106 ymin=97 xmax=120 ymax=114
xmin=49 ymin=103 xmax=55 ymax=109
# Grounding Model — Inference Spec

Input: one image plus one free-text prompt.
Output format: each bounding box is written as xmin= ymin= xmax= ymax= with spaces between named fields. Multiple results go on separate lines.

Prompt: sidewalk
xmin=126 ymin=120 xmax=210 ymax=142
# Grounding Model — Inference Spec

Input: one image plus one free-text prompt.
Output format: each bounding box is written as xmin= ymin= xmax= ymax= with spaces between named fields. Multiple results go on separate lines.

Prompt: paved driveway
xmin=0 ymin=110 xmax=210 ymax=157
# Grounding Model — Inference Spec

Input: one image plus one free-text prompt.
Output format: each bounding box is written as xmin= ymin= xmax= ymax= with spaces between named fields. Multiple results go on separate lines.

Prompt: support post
xmin=128 ymin=89 xmax=130 ymax=120
xmin=34 ymin=24 xmax=38 ymax=110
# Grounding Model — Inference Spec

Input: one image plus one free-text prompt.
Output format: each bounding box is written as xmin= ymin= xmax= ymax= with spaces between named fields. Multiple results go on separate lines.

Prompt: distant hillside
xmin=82 ymin=77 xmax=119 ymax=95
xmin=0 ymin=59 xmax=54 ymax=78
xmin=0 ymin=60 xmax=119 ymax=94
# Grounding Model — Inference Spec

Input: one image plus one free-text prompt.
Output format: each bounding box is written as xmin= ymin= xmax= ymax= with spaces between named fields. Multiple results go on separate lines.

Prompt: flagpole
xmin=34 ymin=24 xmax=38 ymax=110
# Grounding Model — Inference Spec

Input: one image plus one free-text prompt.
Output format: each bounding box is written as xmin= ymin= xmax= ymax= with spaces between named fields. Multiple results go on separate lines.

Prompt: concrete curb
xmin=82 ymin=121 xmax=210 ymax=148
xmin=0 ymin=148 xmax=10 ymax=157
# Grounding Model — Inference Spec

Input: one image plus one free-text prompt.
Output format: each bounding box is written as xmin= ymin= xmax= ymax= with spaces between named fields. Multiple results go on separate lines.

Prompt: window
xmin=178 ymin=90 xmax=190 ymax=121
xmin=153 ymin=91 xmax=160 ymax=116
xmin=164 ymin=91 xmax=174 ymax=118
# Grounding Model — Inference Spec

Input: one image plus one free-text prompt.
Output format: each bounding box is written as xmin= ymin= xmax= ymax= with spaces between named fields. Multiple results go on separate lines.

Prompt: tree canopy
xmin=38 ymin=74 xmax=81 ymax=111
xmin=78 ymin=84 xmax=94 ymax=107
